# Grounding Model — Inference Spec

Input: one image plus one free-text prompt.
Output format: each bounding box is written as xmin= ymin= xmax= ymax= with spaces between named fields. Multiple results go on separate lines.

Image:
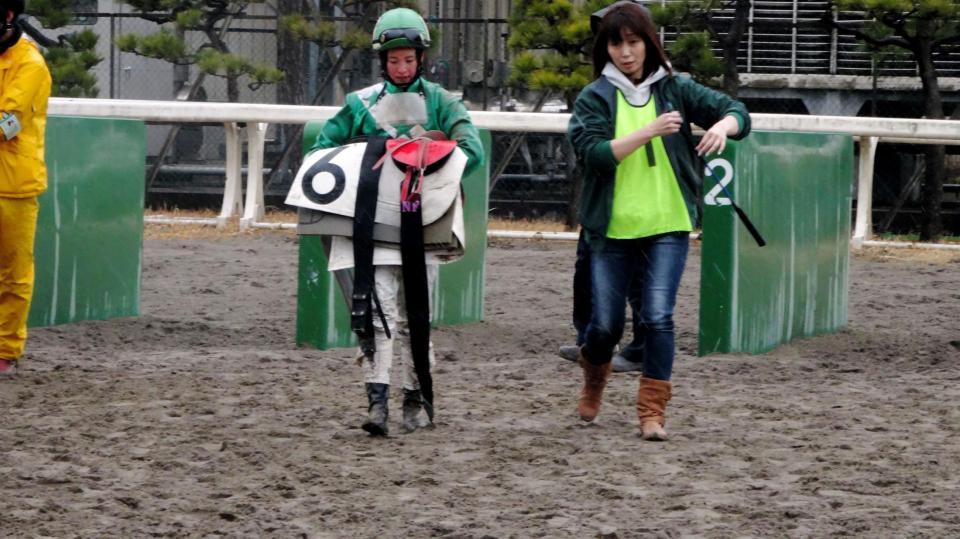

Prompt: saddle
xmin=377 ymin=134 xmax=458 ymax=206
xmin=290 ymin=140 xmax=466 ymax=256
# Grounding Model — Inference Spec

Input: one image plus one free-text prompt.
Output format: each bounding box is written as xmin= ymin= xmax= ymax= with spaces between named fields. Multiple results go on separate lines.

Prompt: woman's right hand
xmin=644 ymin=111 xmax=682 ymax=138
xmin=611 ymin=111 xmax=683 ymax=162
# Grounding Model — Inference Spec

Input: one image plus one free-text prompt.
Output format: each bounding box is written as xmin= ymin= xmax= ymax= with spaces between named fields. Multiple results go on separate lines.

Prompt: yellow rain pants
xmin=0 ymin=196 xmax=38 ymax=360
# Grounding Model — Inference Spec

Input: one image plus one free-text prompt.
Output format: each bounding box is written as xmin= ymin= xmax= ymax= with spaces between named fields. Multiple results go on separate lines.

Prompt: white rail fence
xmin=49 ymin=98 xmax=960 ymax=249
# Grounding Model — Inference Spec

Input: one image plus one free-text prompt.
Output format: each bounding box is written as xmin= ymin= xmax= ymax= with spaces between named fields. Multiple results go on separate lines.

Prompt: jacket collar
xmin=0 ymin=31 xmax=23 ymax=62
xmin=384 ymin=77 xmax=423 ymax=94
xmin=601 ymin=62 xmax=669 ymax=107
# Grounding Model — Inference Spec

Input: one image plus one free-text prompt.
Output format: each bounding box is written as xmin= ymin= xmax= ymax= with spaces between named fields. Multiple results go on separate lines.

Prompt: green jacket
xmin=309 ymin=78 xmax=484 ymax=177
xmin=567 ymin=73 xmax=751 ymax=243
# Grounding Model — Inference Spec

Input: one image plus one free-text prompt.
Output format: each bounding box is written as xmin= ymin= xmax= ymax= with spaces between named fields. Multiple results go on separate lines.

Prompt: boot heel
xmin=362 ymin=383 xmax=390 ymax=436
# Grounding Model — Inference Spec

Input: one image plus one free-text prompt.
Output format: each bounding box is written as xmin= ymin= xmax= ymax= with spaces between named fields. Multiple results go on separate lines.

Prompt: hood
xmin=601 ymin=62 xmax=669 ymax=107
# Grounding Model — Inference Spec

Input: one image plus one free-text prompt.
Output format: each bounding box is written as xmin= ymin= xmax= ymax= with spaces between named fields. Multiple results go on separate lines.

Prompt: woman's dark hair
xmin=591 ymin=3 xmax=672 ymax=80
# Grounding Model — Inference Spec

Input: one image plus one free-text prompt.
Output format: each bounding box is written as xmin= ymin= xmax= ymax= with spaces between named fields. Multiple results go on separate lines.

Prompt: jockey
xmin=309 ymin=7 xmax=484 ymax=436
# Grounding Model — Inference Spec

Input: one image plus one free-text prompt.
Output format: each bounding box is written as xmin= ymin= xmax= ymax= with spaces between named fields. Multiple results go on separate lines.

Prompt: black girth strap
xmin=352 ymin=137 xmax=389 ymax=358
xmin=399 ymin=168 xmax=434 ymax=421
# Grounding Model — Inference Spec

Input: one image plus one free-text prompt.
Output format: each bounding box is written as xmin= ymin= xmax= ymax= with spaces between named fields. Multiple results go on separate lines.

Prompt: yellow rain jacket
xmin=0 ymin=35 xmax=50 ymax=198
xmin=0 ymin=35 xmax=50 ymax=361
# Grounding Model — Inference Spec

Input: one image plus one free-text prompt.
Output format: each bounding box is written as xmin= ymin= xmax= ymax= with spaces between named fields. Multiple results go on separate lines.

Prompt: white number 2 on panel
xmin=703 ymin=158 xmax=733 ymax=206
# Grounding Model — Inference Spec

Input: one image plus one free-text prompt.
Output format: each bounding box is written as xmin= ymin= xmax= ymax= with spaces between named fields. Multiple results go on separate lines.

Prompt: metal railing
xmin=49 ymin=97 xmax=960 ymax=248
xmin=657 ymin=0 xmax=960 ymax=79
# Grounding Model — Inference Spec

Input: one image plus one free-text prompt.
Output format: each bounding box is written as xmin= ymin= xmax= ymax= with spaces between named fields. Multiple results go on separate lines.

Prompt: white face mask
xmin=368 ymin=91 xmax=429 ymax=137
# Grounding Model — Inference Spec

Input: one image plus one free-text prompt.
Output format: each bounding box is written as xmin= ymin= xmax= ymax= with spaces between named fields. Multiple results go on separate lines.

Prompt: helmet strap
xmin=0 ymin=17 xmax=20 ymax=53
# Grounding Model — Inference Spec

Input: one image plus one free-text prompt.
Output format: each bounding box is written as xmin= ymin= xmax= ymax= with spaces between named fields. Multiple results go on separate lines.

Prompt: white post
xmin=746 ymin=2 xmax=754 ymax=72
xmin=218 ymin=122 xmax=244 ymax=228
xmin=852 ymin=136 xmax=879 ymax=248
xmin=790 ymin=0 xmax=798 ymax=74
xmin=240 ymin=122 xmax=268 ymax=230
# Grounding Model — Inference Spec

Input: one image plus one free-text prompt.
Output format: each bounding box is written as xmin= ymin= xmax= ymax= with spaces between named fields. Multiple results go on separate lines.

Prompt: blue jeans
xmin=583 ymin=232 xmax=689 ymax=380
xmin=573 ymin=230 xmax=645 ymax=362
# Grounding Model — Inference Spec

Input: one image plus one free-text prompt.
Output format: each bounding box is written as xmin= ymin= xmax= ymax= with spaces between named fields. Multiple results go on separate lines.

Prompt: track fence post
xmin=219 ymin=122 xmax=244 ymax=228
xmin=241 ymin=122 xmax=268 ymax=230
xmin=852 ymin=135 xmax=878 ymax=248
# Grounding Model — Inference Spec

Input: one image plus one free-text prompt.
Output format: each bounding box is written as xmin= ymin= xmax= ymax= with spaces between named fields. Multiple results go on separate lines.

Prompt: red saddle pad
xmin=386 ymin=138 xmax=458 ymax=172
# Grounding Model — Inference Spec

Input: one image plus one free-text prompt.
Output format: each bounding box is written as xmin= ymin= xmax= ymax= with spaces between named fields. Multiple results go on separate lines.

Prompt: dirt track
xmin=2 ymin=231 xmax=959 ymax=538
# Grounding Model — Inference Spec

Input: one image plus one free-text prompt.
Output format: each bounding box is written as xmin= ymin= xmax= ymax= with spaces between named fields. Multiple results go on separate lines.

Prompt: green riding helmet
xmin=372 ymin=7 xmax=431 ymax=51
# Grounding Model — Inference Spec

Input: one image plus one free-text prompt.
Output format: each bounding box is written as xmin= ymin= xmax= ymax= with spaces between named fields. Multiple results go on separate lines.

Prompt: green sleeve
xmin=438 ymin=90 xmax=484 ymax=177
xmin=309 ymin=100 xmax=356 ymax=153
xmin=676 ymin=77 xmax=751 ymax=140
xmin=726 ymin=111 xmax=746 ymax=135
xmin=568 ymin=88 xmax=618 ymax=176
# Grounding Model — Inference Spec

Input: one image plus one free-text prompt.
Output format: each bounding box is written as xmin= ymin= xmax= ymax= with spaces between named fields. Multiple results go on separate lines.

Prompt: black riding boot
xmin=402 ymin=388 xmax=432 ymax=433
xmin=362 ymin=383 xmax=389 ymax=436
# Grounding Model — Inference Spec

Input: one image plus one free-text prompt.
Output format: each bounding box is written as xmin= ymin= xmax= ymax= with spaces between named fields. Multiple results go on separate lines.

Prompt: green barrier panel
xmin=699 ymin=131 xmax=853 ymax=356
xmin=296 ymin=125 xmax=491 ymax=349
xmin=28 ymin=116 xmax=146 ymax=327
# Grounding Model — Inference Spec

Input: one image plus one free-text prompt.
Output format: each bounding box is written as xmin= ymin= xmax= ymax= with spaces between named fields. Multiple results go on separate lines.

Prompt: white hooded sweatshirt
xmin=601 ymin=62 xmax=670 ymax=107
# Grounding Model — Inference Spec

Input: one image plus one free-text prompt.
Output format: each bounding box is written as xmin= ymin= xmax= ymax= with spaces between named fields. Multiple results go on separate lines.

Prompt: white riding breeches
xmin=361 ymin=264 xmax=438 ymax=389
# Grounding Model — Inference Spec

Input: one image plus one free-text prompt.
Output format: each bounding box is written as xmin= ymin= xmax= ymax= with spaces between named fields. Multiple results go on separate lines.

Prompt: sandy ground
xmin=2 ymin=230 xmax=959 ymax=538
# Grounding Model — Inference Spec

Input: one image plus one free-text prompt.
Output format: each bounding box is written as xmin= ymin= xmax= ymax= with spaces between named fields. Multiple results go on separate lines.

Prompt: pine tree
xmin=503 ymin=0 xmax=605 ymax=227
xmin=652 ymin=0 xmax=751 ymax=96
xmin=25 ymin=0 xmax=101 ymax=97
xmin=506 ymin=0 xmax=598 ymax=111
xmin=116 ymin=0 xmax=284 ymax=103
xmin=824 ymin=0 xmax=960 ymax=241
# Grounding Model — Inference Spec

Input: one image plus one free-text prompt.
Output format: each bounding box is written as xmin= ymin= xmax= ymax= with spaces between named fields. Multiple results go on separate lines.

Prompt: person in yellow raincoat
xmin=0 ymin=0 xmax=51 ymax=376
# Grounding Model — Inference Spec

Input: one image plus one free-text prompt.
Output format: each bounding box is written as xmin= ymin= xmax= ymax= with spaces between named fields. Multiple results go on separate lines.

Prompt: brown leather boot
xmin=637 ymin=376 xmax=672 ymax=441
xmin=578 ymin=350 xmax=612 ymax=422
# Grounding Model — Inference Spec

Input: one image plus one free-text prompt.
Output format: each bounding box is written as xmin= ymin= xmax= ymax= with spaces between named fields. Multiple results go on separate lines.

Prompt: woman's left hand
xmin=695 ymin=116 xmax=740 ymax=157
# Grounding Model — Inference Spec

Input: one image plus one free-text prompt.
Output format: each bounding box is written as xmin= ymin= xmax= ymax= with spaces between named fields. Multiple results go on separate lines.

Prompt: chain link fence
xmin=46 ymin=2 xmax=960 ymax=235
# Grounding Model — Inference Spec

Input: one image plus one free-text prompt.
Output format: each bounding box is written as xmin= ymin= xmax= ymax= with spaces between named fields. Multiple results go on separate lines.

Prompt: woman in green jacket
xmin=310 ymin=7 xmax=483 ymax=436
xmin=567 ymin=1 xmax=750 ymax=440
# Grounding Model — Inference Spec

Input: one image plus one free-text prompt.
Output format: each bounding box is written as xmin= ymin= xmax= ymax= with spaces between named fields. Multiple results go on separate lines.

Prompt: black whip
xmin=666 ymin=102 xmax=766 ymax=247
